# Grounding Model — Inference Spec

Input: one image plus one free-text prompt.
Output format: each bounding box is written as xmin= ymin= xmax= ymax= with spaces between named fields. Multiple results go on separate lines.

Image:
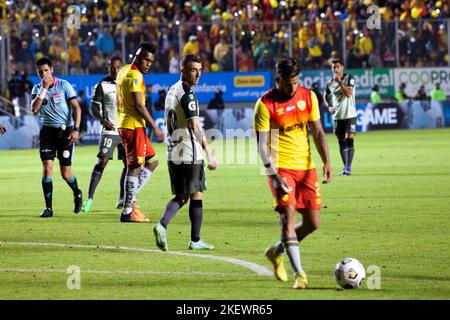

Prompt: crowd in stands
xmin=2 ymin=0 xmax=449 ymax=77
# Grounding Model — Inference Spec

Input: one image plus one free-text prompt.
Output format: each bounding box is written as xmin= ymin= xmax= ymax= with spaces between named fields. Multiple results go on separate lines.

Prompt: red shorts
xmin=267 ymin=168 xmax=322 ymax=211
xmin=118 ymin=127 xmax=156 ymax=166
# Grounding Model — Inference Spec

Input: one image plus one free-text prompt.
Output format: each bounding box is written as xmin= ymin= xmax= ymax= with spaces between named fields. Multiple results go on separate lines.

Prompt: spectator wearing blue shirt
xmin=96 ymin=27 xmax=115 ymax=55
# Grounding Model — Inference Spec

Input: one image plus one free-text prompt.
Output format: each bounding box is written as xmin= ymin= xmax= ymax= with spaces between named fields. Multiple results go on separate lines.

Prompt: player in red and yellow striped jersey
xmin=116 ymin=43 xmax=165 ymax=223
xmin=254 ymin=57 xmax=332 ymax=289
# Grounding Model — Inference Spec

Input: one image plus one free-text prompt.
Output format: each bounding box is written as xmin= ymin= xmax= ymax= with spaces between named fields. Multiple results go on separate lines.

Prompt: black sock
xmin=189 ymin=200 xmax=203 ymax=242
xmin=88 ymin=164 xmax=104 ymax=199
xmin=119 ymin=167 xmax=126 ymax=201
xmin=346 ymin=138 xmax=354 ymax=167
xmin=338 ymin=140 xmax=348 ymax=167
xmin=42 ymin=178 xmax=53 ymax=209
xmin=66 ymin=176 xmax=80 ymax=194
xmin=160 ymin=197 xmax=185 ymax=228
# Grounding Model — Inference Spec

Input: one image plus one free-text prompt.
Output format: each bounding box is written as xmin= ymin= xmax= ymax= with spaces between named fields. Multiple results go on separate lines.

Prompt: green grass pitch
xmin=0 ymin=128 xmax=449 ymax=300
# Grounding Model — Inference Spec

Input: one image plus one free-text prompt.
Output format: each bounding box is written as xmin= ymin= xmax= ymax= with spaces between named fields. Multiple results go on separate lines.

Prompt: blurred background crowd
xmin=1 ymin=0 xmax=449 ymax=76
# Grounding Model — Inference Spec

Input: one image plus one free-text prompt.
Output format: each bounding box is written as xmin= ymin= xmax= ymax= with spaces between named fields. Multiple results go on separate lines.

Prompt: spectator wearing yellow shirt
xmin=213 ymin=35 xmax=229 ymax=66
xmin=357 ymin=30 xmax=373 ymax=67
xmin=68 ymin=37 xmax=82 ymax=67
xmin=298 ymin=22 xmax=310 ymax=63
xmin=182 ymin=35 xmax=200 ymax=56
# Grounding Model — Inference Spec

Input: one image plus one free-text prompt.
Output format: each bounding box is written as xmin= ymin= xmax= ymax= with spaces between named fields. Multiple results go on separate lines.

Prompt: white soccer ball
xmin=334 ymin=257 xmax=366 ymax=289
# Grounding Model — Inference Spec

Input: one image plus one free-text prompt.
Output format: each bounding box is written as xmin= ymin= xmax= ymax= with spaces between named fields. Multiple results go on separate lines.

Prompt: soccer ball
xmin=334 ymin=257 xmax=366 ymax=289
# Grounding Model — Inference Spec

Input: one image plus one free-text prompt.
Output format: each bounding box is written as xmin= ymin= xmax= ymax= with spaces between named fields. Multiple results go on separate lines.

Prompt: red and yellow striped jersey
xmin=254 ymin=86 xmax=320 ymax=170
xmin=116 ymin=64 xmax=146 ymax=129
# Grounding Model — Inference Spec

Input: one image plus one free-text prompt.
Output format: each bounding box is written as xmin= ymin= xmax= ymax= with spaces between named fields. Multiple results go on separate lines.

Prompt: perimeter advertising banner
xmin=394 ymin=67 xmax=450 ymax=98
xmin=300 ymin=68 xmax=395 ymax=99
xmin=30 ymin=72 xmax=272 ymax=106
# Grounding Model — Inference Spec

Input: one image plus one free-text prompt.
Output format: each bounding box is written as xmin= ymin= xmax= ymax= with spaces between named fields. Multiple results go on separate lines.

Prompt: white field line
xmin=0 ymin=241 xmax=272 ymax=277
xmin=0 ymin=268 xmax=253 ymax=277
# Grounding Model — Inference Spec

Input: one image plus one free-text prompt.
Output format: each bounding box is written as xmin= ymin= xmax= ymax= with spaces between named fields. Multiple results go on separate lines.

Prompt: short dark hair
xmin=331 ymin=58 xmax=344 ymax=66
xmin=275 ymin=57 xmax=301 ymax=79
xmin=35 ymin=57 xmax=52 ymax=68
xmin=182 ymin=54 xmax=202 ymax=69
xmin=109 ymin=56 xmax=122 ymax=64
xmin=134 ymin=42 xmax=156 ymax=57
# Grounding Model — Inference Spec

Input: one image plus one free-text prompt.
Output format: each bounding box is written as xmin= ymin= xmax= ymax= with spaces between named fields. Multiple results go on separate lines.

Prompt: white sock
xmin=123 ymin=175 xmax=138 ymax=215
xmin=133 ymin=166 xmax=152 ymax=202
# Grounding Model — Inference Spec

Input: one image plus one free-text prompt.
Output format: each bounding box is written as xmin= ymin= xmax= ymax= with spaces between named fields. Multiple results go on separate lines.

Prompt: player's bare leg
xmin=295 ymin=209 xmax=320 ymax=242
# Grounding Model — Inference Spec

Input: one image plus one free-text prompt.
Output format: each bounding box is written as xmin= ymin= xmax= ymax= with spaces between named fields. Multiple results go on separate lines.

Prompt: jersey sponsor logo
xmin=279 ymin=122 xmax=306 ymax=133
xmin=297 ymin=100 xmax=306 ymax=111
xmin=286 ymin=105 xmax=296 ymax=112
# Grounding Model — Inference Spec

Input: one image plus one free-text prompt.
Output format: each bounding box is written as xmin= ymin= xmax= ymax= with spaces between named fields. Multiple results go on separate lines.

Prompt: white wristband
xmin=38 ymin=88 xmax=47 ymax=100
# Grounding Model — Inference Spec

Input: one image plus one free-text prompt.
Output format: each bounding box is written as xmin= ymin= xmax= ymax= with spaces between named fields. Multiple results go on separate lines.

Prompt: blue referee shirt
xmin=31 ymin=78 xmax=77 ymax=128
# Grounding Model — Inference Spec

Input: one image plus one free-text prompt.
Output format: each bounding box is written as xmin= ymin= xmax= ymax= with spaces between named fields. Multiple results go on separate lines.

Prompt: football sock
xmin=160 ymin=197 xmax=185 ymax=228
xmin=42 ymin=177 xmax=53 ymax=209
xmin=66 ymin=176 xmax=80 ymax=194
xmin=119 ymin=167 xmax=126 ymax=202
xmin=346 ymin=138 xmax=354 ymax=167
xmin=338 ymin=139 xmax=348 ymax=167
xmin=87 ymin=164 xmax=104 ymax=199
xmin=283 ymin=237 xmax=304 ymax=274
xmin=123 ymin=174 xmax=138 ymax=215
xmin=273 ymin=241 xmax=285 ymax=256
xmin=135 ymin=166 xmax=152 ymax=198
xmin=189 ymin=200 xmax=203 ymax=242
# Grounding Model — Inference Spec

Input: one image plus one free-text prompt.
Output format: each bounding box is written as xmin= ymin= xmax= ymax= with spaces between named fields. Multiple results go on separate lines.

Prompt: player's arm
xmin=91 ymin=83 xmax=114 ymax=131
xmin=31 ymin=76 xmax=53 ymax=114
xmin=254 ymin=99 xmax=291 ymax=194
xmin=131 ymin=91 xmax=164 ymax=142
xmin=189 ymin=117 xmax=217 ymax=170
xmin=336 ymin=75 xmax=354 ymax=98
xmin=309 ymin=92 xmax=332 ymax=183
xmin=68 ymin=98 xmax=81 ymax=144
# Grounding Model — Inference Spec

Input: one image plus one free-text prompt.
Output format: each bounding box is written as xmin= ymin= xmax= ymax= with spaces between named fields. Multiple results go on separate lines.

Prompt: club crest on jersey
xmin=297 ymin=100 xmax=306 ymax=111
xmin=133 ymin=79 xmax=139 ymax=85
xmin=276 ymin=108 xmax=284 ymax=115
xmin=189 ymin=94 xmax=194 ymax=100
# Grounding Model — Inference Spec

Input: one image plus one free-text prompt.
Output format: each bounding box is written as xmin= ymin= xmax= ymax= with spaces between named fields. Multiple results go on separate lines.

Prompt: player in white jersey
xmin=81 ymin=57 xmax=127 ymax=213
xmin=152 ymin=54 xmax=217 ymax=251
xmin=324 ymin=58 xmax=357 ymax=176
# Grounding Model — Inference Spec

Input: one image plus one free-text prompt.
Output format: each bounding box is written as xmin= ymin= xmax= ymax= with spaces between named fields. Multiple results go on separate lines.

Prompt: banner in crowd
xmin=300 ymin=68 xmax=395 ymax=99
xmin=394 ymin=67 xmax=450 ymax=99
xmin=30 ymin=72 xmax=272 ymax=106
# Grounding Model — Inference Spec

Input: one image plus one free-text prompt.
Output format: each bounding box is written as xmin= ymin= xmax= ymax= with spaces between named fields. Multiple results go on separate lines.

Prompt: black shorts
xmin=168 ymin=160 xmax=207 ymax=195
xmin=97 ymin=134 xmax=125 ymax=160
xmin=334 ymin=117 xmax=357 ymax=136
xmin=39 ymin=126 xmax=75 ymax=166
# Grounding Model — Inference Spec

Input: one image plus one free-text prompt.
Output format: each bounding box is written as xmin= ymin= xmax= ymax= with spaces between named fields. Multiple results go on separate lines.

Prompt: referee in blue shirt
xmin=31 ymin=57 xmax=83 ymax=218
